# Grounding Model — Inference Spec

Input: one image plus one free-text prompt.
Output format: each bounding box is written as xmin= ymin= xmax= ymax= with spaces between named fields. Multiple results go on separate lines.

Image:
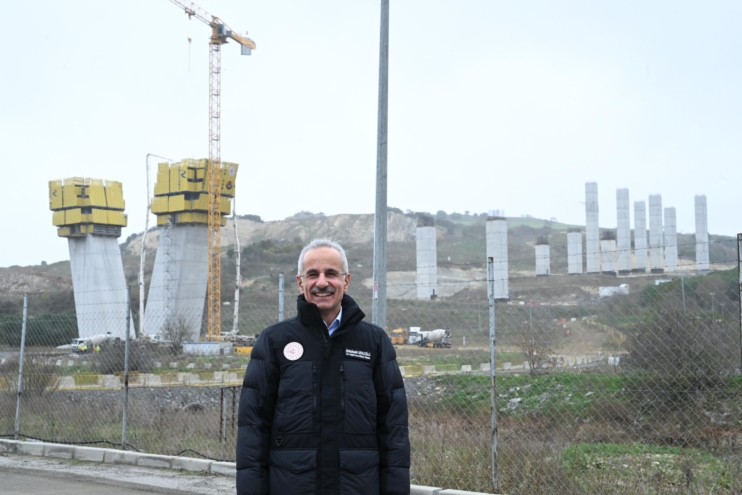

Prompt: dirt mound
xmin=124 ymin=212 xmax=418 ymax=256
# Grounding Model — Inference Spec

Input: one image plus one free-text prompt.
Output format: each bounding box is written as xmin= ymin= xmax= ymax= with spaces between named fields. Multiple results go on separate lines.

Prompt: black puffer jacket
xmin=236 ymin=294 xmax=410 ymax=495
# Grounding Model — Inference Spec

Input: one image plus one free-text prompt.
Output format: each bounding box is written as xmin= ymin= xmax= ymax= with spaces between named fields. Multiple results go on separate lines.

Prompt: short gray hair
xmin=297 ymin=238 xmax=349 ymax=275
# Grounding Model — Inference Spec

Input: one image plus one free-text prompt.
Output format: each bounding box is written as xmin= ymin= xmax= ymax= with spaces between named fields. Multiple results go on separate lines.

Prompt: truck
xmin=408 ymin=327 xmax=422 ymax=345
xmin=70 ymin=332 xmax=115 ymax=353
xmin=417 ymin=329 xmax=452 ymax=348
xmin=390 ymin=328 xmax=407 ymax=345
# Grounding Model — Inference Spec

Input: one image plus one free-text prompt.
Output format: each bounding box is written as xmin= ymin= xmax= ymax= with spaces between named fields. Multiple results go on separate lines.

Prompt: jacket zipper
xmin=312 ymin=365 xmax=317 ymax=414
xmin=339 ymin=364 xmax=346 ymax=413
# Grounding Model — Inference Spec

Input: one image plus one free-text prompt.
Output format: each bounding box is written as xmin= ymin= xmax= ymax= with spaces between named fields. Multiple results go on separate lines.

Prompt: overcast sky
xmin=1 ymin=0 xmax=740 ymax=267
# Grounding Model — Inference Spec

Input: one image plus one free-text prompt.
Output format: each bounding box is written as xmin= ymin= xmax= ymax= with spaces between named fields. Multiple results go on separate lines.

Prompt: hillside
xmin=0 ymin=211 xmax=737 ymax=315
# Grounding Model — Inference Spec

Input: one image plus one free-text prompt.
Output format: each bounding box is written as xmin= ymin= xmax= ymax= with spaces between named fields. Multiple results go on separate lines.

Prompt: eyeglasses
xmin=300 ymin=270 xmax=347 ymax=281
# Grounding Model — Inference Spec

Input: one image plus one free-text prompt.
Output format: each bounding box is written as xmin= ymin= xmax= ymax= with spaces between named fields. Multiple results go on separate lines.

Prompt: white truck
xmin=416 ymin=329 xmax=452 ymax=348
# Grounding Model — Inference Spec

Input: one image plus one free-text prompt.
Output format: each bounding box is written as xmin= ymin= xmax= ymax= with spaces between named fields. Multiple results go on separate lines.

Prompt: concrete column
xmin=664 ymin=207 xmax=679 ymax=272
xmin=648 ymin=194 xmax=664 ymax=273
xmin=68 ymin=236 xmax=128 ymax=339
xmin=585 ymin=182 xmax=600 ymax=273
xmin=567 ymin=230 xmax=583 ymax=274
xmin=535 ymin=237 xmax=550 ymax=276
xmin=415 ymin=216 xmax=437 ymax=300
xmin=695 ymin=195 xmax=710 ymax=271
xmin=486 ymin=211 xmax=508 ymax=300
xmin=633 ymin=201 xmax=648 ymax=273
xmin=144 ymin=225 xmax=209 ymax=341
xmin=616 ymin=188 xmax=632 ymax=274
xmin=600 ymin=231 xmax=617 ymax=275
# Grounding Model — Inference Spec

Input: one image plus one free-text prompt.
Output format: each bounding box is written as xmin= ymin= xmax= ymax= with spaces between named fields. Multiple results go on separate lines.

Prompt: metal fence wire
xmin=1 ymin=259 xmax=742 ymax=494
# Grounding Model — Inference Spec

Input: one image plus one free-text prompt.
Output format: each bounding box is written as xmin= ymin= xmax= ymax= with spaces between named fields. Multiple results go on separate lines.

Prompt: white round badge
xmin=283 ymin=342 xmax=304 ymax=361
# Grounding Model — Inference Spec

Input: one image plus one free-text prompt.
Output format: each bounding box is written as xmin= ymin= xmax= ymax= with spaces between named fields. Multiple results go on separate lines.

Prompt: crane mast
xmin=166 ymin=0 xmax=256 ymax=341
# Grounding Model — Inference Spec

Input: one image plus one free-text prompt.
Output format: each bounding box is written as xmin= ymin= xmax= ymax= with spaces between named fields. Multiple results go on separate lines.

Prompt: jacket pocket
xmin=342 ymin=361 xmax=376 ymax=434
xmin=274 ymin=361 xmax=314 ymax=433
xmin=268 ymin=449 xmax=316 ymax=495
xmin=338 ymin=449 xmax=379 ymax=495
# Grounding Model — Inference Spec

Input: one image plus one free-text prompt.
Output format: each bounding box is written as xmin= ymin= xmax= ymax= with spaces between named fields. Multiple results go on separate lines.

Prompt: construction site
xmin=1 ymin=2 xmax=741 ymax=495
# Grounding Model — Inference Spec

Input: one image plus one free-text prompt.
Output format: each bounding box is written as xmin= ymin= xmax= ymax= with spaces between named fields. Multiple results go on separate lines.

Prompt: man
xmin=237 ymin=239 xmax=410 ymax=495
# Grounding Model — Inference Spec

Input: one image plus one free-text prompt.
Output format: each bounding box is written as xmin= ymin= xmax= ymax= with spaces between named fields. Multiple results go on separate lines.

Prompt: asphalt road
xmin=1 ymin=469 xmax=188 ymax=494
xmin=0 ymin=455 xmax=234 ymax=495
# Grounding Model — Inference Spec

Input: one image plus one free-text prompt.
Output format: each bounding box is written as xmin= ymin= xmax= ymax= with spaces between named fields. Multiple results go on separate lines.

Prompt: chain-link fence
xmin=1 ymin=253 xmax=741 ymax=494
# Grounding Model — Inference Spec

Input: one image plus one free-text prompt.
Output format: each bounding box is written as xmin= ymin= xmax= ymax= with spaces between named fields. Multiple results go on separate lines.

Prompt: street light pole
xmin=372 ymin=0 xmax=390 ymax=330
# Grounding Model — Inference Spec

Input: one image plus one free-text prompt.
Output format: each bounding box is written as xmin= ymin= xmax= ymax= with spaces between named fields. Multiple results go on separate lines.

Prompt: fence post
xmin=14 ymin=294 xmax=28 ymax=440
xmin=737 ymin=234 xmax=741 ymax=374
xmin=122 ymin=285 xmax=131 ymax=450
xmin=487 ymin=257 xmax=499 ymax=492
xmin=233 ymin=198 xmax=241 ymax=334
xmin=279 ymin=273 xmax=285 ymax=322
xmin=220 ymin=387 xmax=226 ymax=443
xmin=681 ymin=274 xmax=686 ymax=313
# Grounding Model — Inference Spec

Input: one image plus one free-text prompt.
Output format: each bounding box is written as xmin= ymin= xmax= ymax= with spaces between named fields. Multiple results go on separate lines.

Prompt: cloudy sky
xmin=2 ymin=0 xmax=740 ymax=267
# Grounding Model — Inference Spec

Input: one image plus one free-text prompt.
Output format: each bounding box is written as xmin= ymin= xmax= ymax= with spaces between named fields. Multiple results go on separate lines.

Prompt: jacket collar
xmin=297 ymin=293 xmax=365 ymax=336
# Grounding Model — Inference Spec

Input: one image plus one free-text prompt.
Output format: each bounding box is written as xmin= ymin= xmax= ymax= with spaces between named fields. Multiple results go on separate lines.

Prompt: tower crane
xmin=165 ymin=1 xmax=256 ymax=341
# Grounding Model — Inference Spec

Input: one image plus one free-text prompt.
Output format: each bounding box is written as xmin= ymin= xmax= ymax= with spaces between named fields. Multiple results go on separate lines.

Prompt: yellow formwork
xmin=105 ymin=181 xmax=125 ymax=210
xmin=154 ymin=163 xmax=170 ymax=196
xmin=88 ymin=179 xmax=107 ymax=207
xmin=176 ymin=212 xmax=208 ymax=224
xmin=169 ymin=195 xmax=186 ymax=212
xmin=52 ymin=210 xmax=66 ymax=226
xmin=220 ymin=162 xmax=238 ymax=197
xmin=49 ymin=180 xmax=64 ymax=210
xmin=220 ymin=197 xmax=232 ymax=215
xmin=91 ymin=209 xmax=108 ymax=224
xmin=192 ymin=193 xmax=209 ymax=211
xmin=151 ymin=196 xmax=169 ymax=214
xmin=62 ymin=184 xmax=82 ymax=208
xmin=107 ymin=211 xmax=127 ymax=226
xmin=65 ymin=208 xmax=82 ymax=224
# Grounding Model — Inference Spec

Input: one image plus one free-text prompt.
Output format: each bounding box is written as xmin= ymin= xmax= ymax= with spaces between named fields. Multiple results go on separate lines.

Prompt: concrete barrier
xmin=44 ymin=443 xmax=75 ymax=459
xmin=138 ymin=453 xmax=173 ymax=469
xmin=411 ymin=486 xmax=443 ymax=495
xmin=74 ymin=446 xmax=105 ymax=462
xmin=0 ymin=439 xmax=501 ymax=494
xmin=101 ymin=375 xmax=121 ymax=388
xmin=502 ymin=362 xmax=512 ymax=371
xmin=423 ymin=366 xmax=437 ymax=375
xmin=172 ymin=457 xmax=212 ymax=472
xmin=479 ymin=363 xmax=490 ymax=372
xmin=461 ymin=365 xmax=472 ymax=373
xmin=57 ymin=376 xmax=75 ymax=390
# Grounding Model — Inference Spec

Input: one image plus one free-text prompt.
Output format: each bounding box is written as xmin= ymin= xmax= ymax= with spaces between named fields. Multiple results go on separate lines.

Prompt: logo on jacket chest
xmin=345 ymin=348 xmax=371 ymax=361
xmin=283 ymin=342 xmax=304 ymax=361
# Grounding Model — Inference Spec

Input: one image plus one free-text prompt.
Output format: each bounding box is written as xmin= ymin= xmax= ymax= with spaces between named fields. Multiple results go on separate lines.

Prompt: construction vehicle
xmin=165 ymin=0 xmax=256 ymax=341
xmin=390 ymin=328 xmax=406 ymax=345
xmin=417 ymin=329 xmax=452 ymax=348
xmin=408 ymin=327 xmax=421 ymax=345
xmin=220 ymin=328 xmax=256 ymax=355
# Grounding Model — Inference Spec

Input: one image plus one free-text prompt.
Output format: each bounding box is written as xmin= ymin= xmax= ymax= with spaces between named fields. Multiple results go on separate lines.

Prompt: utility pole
xmin=737 ymin=234 xmax=741 ymax=374
xmin=487 ymin=257 xmax=499 ymax=492
xmin=372 ymin=0 xmax=389 ymax=329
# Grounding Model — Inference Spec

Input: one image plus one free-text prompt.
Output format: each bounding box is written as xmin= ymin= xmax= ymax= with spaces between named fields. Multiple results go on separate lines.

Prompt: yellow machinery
xmin=49 ymin=178 xmax=127 ymax=237
xmin=390 ymin=328 xmax=407 ymax=345
xmin=165 ymin=0 xmax=256 ymax=342
xmin=151 ymin=158 xmax=238 ymax=227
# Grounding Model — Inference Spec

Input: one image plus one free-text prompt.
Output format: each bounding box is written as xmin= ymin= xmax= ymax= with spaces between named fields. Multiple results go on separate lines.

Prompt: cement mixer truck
xmin=417 ymin=329 xmax=452 ymax=348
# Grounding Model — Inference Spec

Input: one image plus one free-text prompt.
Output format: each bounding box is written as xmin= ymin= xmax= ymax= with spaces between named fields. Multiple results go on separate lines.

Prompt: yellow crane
xmin=165 ymin=1 xmax=256 ymax=341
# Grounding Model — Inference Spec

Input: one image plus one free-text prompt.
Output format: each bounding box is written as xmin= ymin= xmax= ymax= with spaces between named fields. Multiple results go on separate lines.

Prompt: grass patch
xmin=563 ymin=442 xmax=742 ymax=492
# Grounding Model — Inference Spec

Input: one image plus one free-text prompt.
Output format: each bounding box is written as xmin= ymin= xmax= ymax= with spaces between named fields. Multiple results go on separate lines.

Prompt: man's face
xmin=297 ymin=247 xmax=350 ymax=318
